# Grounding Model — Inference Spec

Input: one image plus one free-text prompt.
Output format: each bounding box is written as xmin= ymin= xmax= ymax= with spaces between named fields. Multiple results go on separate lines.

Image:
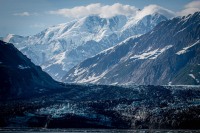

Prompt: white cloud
xmin=185 ymin=0 xmax=200 ymax=8
xmin=13 ymin=12 xmax=39 ymax=17
xmin=177 ymin=0 xmax=200 ymax=16
xmin=99 ymin=3 xmax=138 ymax=18
xmin=13 ymin=12 xmax=30 ymax=16
xmin=48 ymin=2 xmax=200 ymax=19
xmin=49 ymin=3 xmax=138 ymax=18
xmin=135 ymin=5 xmax=175 ymax=20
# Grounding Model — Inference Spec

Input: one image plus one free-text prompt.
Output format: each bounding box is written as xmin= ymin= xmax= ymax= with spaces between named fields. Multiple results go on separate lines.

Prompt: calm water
xmin=0 ymin=129 xmax=200 ymax=133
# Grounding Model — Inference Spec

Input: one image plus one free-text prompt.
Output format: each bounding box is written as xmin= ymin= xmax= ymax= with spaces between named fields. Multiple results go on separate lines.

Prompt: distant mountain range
xmin=63 ymin=12 xmax=200 ymax=85
xmin=3 ymin=12 xmax=169 ymax=81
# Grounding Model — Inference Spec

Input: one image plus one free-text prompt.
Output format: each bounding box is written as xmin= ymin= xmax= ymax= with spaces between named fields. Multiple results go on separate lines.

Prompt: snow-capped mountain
xmin=3 ymin=12 xmax=169 ymax=81
xmin=63 ymin=12 xmax=200 ymax=85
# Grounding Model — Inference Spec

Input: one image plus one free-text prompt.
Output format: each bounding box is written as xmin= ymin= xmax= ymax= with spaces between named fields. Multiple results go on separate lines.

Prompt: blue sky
xmin=0 ymin=0 xmax=199 ymax=37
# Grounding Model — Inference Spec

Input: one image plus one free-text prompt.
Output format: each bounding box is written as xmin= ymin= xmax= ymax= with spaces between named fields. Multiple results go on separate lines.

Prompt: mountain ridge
xmin=63 ymin=12 xmax=200 ymax=85
xmin=4 ymin=13 xmax=168 ymax=81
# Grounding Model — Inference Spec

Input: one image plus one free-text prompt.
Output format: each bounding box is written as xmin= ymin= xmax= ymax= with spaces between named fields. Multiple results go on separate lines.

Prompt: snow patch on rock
xmin=176 ymin=40 xmax=199 ymax=55
xmin=18 ymin=65 xmax=30 ymax=69
xmin=130 ymin=45 xmax=173 ymax=60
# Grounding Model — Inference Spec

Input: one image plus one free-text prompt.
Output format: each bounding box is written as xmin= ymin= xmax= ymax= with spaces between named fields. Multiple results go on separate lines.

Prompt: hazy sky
xmin=0 ymin=0 xmax=199 ymax=37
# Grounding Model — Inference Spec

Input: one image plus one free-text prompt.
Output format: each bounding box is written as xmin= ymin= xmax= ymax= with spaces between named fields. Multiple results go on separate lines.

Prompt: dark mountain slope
xmin=63 ymin=12 xmax=200 ymax=85
xmin=0 ymin=40 xmax=61 ymax=99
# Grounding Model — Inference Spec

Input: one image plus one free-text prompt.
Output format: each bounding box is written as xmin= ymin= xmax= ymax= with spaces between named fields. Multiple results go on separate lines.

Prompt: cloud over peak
xmin=49 ymin=1 xmax=200 ymax=19
xmin=49 ymin=3 xmax=176 ymax=19
xmin=177 ymin=0 xmax=200 ymax=16
xmin=185 ymin=0 xmax=200 ymax=9
xmin=135 ymin=5 xmax=175 ymax=20
xmin=49 ymin=3 xmax=138 ymax=18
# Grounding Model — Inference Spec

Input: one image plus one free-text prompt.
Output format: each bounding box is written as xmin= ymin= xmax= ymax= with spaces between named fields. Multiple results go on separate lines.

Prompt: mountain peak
xmin=135 ymin=5 xmax=175 ymax=20
xmin=3 ymin=34 xmax=14 ymax=42
xmin=3 ymin=34 xmax=25 ymax=44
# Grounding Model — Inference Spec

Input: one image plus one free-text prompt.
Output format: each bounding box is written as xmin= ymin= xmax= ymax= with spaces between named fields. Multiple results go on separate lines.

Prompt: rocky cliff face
xmin=63 ymin=12 xmax=200 ymax=85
